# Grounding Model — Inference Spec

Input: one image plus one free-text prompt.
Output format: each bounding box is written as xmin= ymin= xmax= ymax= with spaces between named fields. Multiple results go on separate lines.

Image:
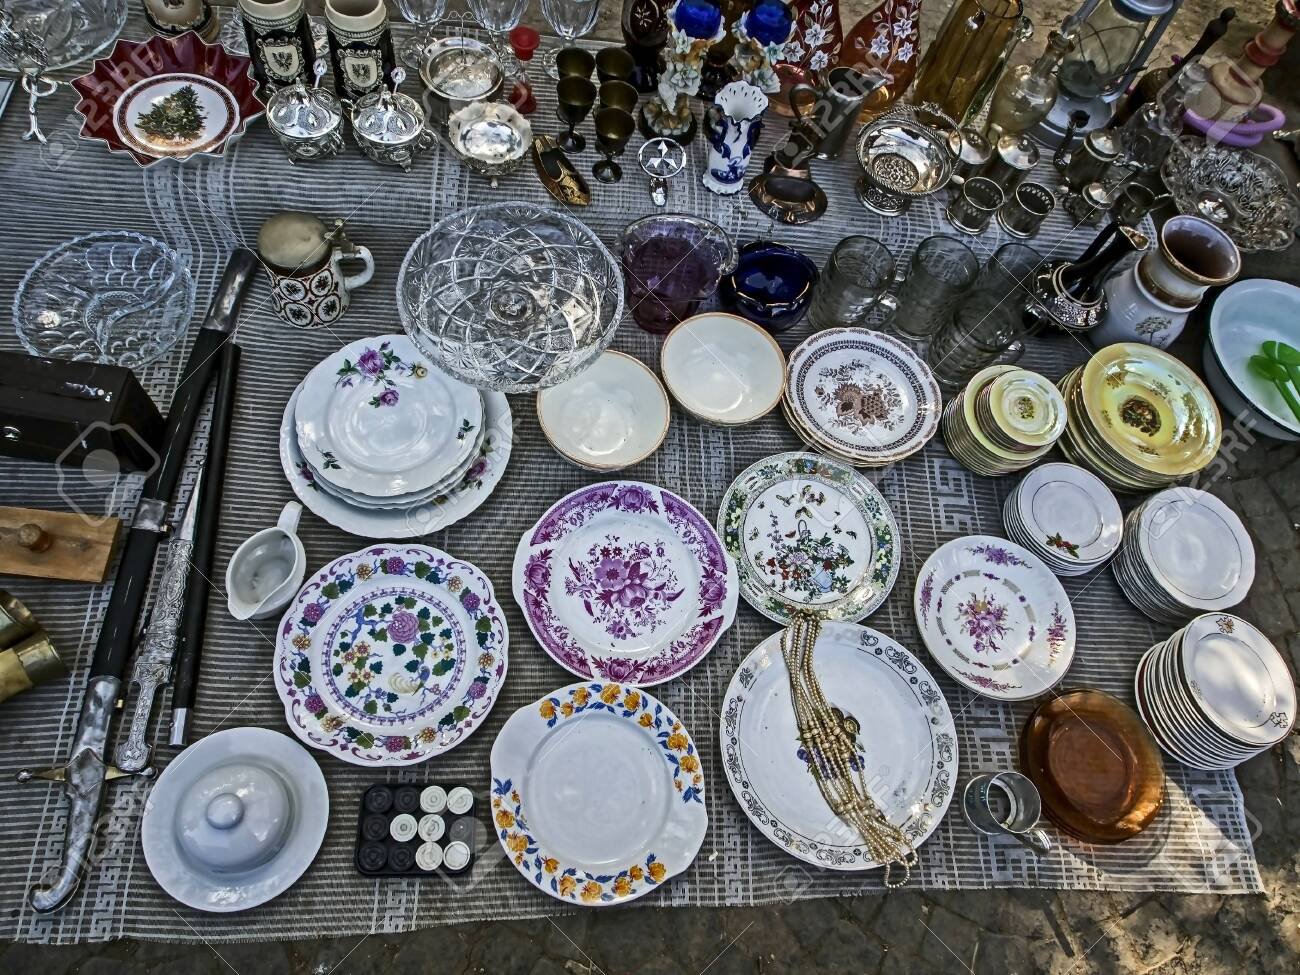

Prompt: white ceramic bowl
xmin=660 ymin=312 xmax=785 ymax=425
xmin=1204 ymin=278 xmax=1300 ymax=441
xmin=536 ymin=350 xmax=670 ymax=469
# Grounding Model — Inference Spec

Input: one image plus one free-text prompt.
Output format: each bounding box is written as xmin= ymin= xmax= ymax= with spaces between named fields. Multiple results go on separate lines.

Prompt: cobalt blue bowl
xmin=719 ymin=240 xmax=819 ymax=333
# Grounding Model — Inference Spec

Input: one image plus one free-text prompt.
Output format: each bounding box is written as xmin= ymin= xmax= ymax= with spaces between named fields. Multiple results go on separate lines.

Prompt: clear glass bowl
xmin=0 ymin=0 xmax=126 ymax=71
xmin=397 ymin=203 xmax=624 ymax=392
xmin=13 ymin=231 xmax=196 ymax=368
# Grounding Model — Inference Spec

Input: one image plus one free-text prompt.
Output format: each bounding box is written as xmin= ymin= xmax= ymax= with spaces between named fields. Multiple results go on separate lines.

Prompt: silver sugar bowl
xmin=447 ymin=101 xmax=531 ymax=186
xmin=351 ymin=68 xmax=435 ymax=173
xmin=419 ymin=36 xmax=504 ymax=125
xmin=266 ymin=61 xmax=345 ymax=164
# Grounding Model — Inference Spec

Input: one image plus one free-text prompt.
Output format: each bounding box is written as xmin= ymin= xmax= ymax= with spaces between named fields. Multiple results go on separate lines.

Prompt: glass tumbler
xmin=972 ymin=242 xmax=1044 ymax=307
xmin=807 ymin=236 xmax=899 ymax=331
xmin=891 ymin=234 xmax=979 ymax=341
xmin=997 ymin=181 xmax=1055 ymax=239
xmin=926 ymin=292 xmax=1027 ymax=391
xmin=945 ymin=176 xmax=1004 ymax=235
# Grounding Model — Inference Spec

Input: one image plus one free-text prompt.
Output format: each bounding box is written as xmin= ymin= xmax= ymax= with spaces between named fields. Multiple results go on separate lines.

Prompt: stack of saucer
xmin=1111 ymin=486 xmax=1255 ymax=624
xmin=942 ymin=365 xmax=1067 ymax=476
xmin=1057 ymin=344 xmax=1222 ymax=493
xmin=1003 ymin=463 xmax=1122 ymax=576
xmin=1136 ymin=613 xmax=1295 ymax=771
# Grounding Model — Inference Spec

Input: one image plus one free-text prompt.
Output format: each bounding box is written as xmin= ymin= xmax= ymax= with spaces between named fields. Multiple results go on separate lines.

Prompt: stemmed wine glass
xmin=556 ymin=76 xmax=597 ymax=153
xmin=466 ymin=0 xmax=531 ymax=60
xmin=593 ymin=107 xmax=635 ymax=182
xmin=395 ymin=0 xmax=449 ymax=68
xmin=540 ymin=0 xmax=602 ymax=80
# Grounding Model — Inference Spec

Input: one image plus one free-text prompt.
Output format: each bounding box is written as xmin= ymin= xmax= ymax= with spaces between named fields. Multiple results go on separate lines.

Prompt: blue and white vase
xmin=702 ymin=81 xmax=768 ymax=195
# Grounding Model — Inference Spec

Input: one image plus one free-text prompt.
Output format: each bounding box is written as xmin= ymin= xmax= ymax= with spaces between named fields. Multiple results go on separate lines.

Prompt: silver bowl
xmin=447 ymin=101 xmax=531 ymax=185
xmin=854 ymin=102 xmax=958 ymax=216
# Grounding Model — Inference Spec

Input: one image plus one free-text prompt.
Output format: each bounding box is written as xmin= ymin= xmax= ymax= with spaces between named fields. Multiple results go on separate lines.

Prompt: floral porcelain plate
xmin=71 ymin=32 xmax=264 ymax=168
xmin=274 ymin=544 xmax=508 ymax=766
xmin=786 ymin=328 xmax=941 ymax=466
xmin=490 ymin=682 xmax=707 ymax=905
xmin=513 ymin=482 xmax=738 ymax=686
xmin=720 ymin=623 xmax=957 ymax=871
xmin=717 ymin=452 xmax=901 ymax=624
xmin=295 ymin=335 xmax=483 ymax=498
xmin=280 ymin=382 xmax=513 ymax=538
xmin=914 ymin=536 xmax=1076 ymax=701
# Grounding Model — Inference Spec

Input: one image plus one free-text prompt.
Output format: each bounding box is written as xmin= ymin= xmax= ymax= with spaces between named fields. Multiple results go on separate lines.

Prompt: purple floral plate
xmin=512 ymin=482 xmax=738 ymax=686
xmin=274 ymin=544 xmax=508 ymax=765
xmin=914 ymin=535 xmax=1075 ymax=701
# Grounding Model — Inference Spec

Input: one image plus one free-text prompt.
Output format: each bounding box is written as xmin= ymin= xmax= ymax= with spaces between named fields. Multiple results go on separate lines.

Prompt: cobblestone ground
xmin=4 ymin=1 xmax=1298 ymax=972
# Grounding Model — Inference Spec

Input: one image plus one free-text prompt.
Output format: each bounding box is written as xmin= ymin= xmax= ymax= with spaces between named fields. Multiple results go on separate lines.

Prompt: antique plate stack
xmin=941 ymin=365 xmax=1067 ymax=476
xmin=490 ymin=682 xmax=707 ymax=904
xmin=915 ymin=536 xmax=1076 ymax=701
xmin=273 ymin=544 xmax=509 ymax=766
xmin=513 ymin=481 xmax=738 ymax=686
xmin=1111 ymin=486 xmax=1255 ymax=623
xmin=1135 ymin=613 xmax=1295 ymax=771
xmin=717 ymin=452 xmax=902 ymax=625
xmin=1002 ymin=463 xmax=1123 ymax=577
xmin=1057 ymin=344 xmax=1222 ymax=493
xmin=279 ymin=335 xmax=512 ymax=538
xmin=783 ymin=329 xmax=941 ymax=467
xmin=720 ymin=623 xmax=958 ymax=870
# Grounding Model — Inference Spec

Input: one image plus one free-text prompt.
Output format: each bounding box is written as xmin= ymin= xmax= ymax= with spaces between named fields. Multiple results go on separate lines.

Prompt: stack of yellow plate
xmin=1057 ymin=344 xmax=1221 ymax=493
xmin=941 ymin=365 xmax=1067 ymax=476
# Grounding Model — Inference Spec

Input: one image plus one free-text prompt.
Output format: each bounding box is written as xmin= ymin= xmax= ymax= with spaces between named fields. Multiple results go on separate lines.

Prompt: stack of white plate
xmin=942 ymin=365 xmax=1067 ymax=476
xmin=1136 ymin=613 xmax=1295 ymax=771
xmin=1003 ymin=463 xmax=1122 ymax=576
xmin=280 ymin=334 xmax=512 ymax=537
xmin=1111 ymin=486 xmax=1255 ymax=624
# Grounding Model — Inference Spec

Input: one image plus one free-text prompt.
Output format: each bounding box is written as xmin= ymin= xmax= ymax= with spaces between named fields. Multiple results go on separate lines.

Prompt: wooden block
xmin=0 ymin=506 xmax=120 ymax=583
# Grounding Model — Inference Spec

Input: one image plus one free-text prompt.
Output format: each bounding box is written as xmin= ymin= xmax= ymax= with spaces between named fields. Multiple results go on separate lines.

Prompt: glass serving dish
xmin=1161 ymin=137 xmax=1300 ymax=253
xmin=0 ymin=0 xmax=126 ymax=72
xmin=13 ymin=230 xmax=197 ymax=368
xmin=397 ymin=203 xmax=624 ymax=392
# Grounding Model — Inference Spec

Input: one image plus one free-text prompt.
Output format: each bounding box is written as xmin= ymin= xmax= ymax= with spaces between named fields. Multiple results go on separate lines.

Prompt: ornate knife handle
xmin=113 ymin=535 xmax=193 ymax=773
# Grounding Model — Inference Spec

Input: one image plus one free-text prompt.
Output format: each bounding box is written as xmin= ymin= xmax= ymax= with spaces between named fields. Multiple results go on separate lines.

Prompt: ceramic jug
xmin=702 ymin=81 xmax=768 ymax=195
xmin=1093 ymin=215 xmax=1241 ymax=349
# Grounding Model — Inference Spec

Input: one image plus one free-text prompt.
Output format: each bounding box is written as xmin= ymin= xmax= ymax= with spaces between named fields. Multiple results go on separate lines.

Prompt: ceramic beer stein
xmin=239 ymin=0 xmax=318 ymax=90
xmin=702 ymin=81 xmax=767 ymax=195
xmin=257 ymin=212 xmax=374 ymax=329
xmin=324 ymin=0 xmax=396 ymax=101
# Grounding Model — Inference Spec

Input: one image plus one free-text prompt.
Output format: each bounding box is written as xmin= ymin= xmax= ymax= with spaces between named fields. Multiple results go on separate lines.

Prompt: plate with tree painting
xmin=490 ymin=682 xmax=707 ymax=905
xmin=914 ymin=535 xmax=1075 ymax=701
xmin=274 ymin=544 xmax=508 ymax=765
xmin=717 ymin=452 xmax=901 ymax=624
xmin=785 ymin=328 xmax=941 ymax=466
xmin=513 ymin=482 xmax=738 ymax=686
xmin=720 ymin=623 xmax=957 ymax=871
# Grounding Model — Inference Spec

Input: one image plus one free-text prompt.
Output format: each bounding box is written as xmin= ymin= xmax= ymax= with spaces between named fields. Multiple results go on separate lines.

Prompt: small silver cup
xmin=946 ymin=177 xmax=1004 ymax=236
xmin=997 ymin=181 xmax=1056 ymax=239
xmin=962 ymin=771 xmax=1053 ymax=855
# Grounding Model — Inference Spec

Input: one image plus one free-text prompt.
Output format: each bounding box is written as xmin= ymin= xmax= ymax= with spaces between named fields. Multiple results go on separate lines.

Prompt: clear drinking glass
xmin=926 ymin=292 xmax=1027 ymax=392
xmin=891 ymin=234 xmax=979 ymax=341
xmin=972 ymin=242 xmax=1044 ymax=308
xmin=395 ymin=0 xmax=449 ymax=68
xmin=945 ymin=176 xmax=1004 ymax=235
xmin=540 ymin=0 xmax=601 ymax=80
xmin=806 ymin=236 xmax=899 ymax=331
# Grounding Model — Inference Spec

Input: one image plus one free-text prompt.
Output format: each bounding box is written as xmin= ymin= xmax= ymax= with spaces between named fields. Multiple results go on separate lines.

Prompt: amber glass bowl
xmin=1020 ymin=688 xmax=1165 ymax=843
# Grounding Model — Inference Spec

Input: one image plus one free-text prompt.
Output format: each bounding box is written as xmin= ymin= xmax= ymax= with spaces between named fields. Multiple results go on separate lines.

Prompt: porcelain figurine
xmin=638 ymin=0 xmax=726 ymax=144
xmin=703 ymin=81 xmax=768 ymax=194
xmin=730 ymin=0 xmax=795 ymax=93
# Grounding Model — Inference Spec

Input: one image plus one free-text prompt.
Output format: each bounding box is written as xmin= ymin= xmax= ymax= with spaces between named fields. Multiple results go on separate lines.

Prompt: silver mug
xmin=789 ymin=66 xmax=888 ymax=160
xmin=962 ymin=771 xmax=1053 ymax=855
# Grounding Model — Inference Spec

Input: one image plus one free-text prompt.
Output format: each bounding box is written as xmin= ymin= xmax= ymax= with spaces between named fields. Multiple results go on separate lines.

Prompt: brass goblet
xmin=592 ymin=107 xmax=635 ymax=183
xmin=556 ymin=76 xmax=597 ymax=153
xmin=556 ymin=47 xmax=596 ymax=80
xmin=595 ymin=47 xmax=635 ymax=84
xmin=599 ymin=80 xmax=638 ymax=114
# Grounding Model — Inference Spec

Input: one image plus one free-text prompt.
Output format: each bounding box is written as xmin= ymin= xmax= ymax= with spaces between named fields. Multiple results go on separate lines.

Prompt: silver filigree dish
xmin=854 ymin=102 xmax=958 ymax=216
xmin=447 ymin=101 xmax=530 ymax=184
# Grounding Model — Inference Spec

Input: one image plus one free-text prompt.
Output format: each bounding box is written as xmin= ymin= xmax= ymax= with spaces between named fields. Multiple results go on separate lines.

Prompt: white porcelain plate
xmin=514 ymin=481 xmax=738 ymax=686
xmin=296 ymin=334 xmax=483 ymax=497
xmin=1013 ymin=463 xmax=1122 ymax=566
xmin=786 ymin=328 xmax=941 ymax=465
xmin=720 ymin=623 xmax=957 ymax=871
xmin=1136 ymin=488 xmax=1255 ymax=611
xmin=274 ymin=544 xmax=508 ymax=766
xmin=490 ymin=682 xmax=707 ymax=905
xmin=915 ymin=535 xmax=1075 ymax=700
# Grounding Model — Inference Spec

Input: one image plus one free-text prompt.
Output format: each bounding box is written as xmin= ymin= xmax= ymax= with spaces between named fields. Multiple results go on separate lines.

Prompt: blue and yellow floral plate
xmin=717 ymin=452 xmax=901 ymax=624
xmin=274 ymin=544 xmax=508 ymax=765
xmin=490 ymin=681 xmax=707 ymax=905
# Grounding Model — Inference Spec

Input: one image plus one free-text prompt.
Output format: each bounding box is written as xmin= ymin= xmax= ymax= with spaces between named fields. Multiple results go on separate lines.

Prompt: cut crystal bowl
xmin=397 ymin=203 xmax=624 ymax=392
xmin=13 ymin=231 xmax=196 ymax=368
xmin=0 ymin=0 xmax=126 ymax=72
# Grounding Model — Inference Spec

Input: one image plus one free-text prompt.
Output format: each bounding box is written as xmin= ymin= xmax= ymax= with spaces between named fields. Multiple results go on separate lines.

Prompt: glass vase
xmin=912 ymin=0 xmax=1027 ymax=124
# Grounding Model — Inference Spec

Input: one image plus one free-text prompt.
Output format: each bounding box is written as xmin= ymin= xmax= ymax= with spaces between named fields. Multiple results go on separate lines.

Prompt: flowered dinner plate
xmin=720 ymin=623 xmax=957 ymax=871
xmin=717 ymin=452 xmax=901 ymax=624
xmin=513 ymin=481 xmax=738 ymax=686
xmin=914 ymin=535 xmax=1075 ymax=701
xmin=786 ymin=329 xmax=941 ymax=466
xmin=490 ymin=682 xmax=707 ymax=905
xmin=295 ymin=334 xmax=483 ymax=498
xmin=274 ymin=544 xmax=508 ymax=766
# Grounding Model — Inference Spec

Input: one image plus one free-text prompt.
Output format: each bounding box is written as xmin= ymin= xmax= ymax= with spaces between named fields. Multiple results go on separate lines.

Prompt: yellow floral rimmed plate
xmin=1080 ymin=344 xmax=1221 ymax=478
